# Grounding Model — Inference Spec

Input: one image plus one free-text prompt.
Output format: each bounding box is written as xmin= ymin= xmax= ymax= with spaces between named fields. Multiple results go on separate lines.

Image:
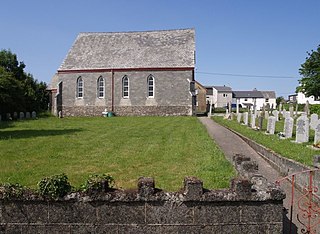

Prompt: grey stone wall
xmin=0 ymin=176 xmax=285 ymax=234
xmin=55 ymin=70 xmax=193 ymax=116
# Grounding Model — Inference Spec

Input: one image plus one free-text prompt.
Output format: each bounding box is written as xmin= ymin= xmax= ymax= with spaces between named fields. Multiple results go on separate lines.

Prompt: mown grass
xmin=213 ymin=116 xmax=316 ymax=166
xmin=0 ymin=116 xmax=235 ymax=191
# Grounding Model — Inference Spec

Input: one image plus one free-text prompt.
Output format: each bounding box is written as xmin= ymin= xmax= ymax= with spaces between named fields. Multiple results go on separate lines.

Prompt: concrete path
xmin=198 ymin=117 xmax=303 ymax=233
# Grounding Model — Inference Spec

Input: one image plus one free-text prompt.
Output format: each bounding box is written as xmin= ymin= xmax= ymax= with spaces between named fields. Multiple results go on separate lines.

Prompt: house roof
xmin=58 ymin=29 xmax=195 ymax=71
xmin=213 ymin=86 xmax=232 ymax=92
xmin=261 ymin=91 xmax=276 ymax=99
xmin=232 ymin=91 xmax=265 ymax=98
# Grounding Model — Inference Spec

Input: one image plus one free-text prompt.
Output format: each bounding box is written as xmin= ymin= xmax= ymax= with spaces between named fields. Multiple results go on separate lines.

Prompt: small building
xmin=288 ymin=92 xmax=320 ymax=104
xmin=194 ymin=81 xmax=207 ymax=113
xmin=48 ymin=29 xmax=196 ymax=117
xmin=205 ymin=85 xmax=232 ymax=108
xmin=232 ymin=90 xmax=276 ymax=112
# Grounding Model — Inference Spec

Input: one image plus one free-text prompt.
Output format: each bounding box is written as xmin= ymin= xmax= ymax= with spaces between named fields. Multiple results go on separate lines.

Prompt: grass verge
xmin=212 ymin=116 xmax=316 ymax=166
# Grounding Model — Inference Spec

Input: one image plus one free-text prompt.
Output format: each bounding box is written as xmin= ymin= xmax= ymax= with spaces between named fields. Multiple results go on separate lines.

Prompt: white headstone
xmin=272 ymin=110 xmax=279 ymax=121
xmin=289 ymin=106 xmax=294 ymax=118
xmin=26 ymin=112 xmax=31 ymax=119
xmin=283 ymin=117 xmax=294 ymax=139
xmin=250 ymin=114 xmax=256 ymax=129
xmin=267 ymin=116 xmax=276 ymax=134
xmin=285 ymin=111 xmax=291 ymax=119
xmin=19 ymin=112 xmax=24 ymax=120
xmin=237 ymin=113 xmax=242 ymax=123
xmin=310 ymin=113 xmax=318 ymax=130
xmin=314 ymin=120 xmax=320 ymax=145
xmin=264 ymin=111 xmax=269 ymax=119
xmin=32 ymin=111 xmax=36 ymax=119
xmin=295 ymin=115 xmax=309 ymax=143
xmin=243 ymin=112 xmax=248 ymax=125
xmin=282 ymin=109 xmax=287 ymax=119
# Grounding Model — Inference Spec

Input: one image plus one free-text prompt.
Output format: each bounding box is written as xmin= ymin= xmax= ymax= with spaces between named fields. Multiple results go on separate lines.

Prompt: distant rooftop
xmin=232 ymin=90 xmax=276 ymax=99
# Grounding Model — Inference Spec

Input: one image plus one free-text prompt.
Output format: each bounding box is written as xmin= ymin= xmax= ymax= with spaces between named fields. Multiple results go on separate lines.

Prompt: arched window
xmin=97 ymin=76 xmax=104 ymax=98
xmin=76 ymin=77 xmax=83 ymax=98
xmin=147 ymin=75 xmax=154 ymax=98
xmin=122 ymin=75 xmax=129 ymax=98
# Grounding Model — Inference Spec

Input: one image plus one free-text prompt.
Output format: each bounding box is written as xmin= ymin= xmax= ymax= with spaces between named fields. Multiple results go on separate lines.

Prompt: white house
xmin=232 ymin=90 xmax=276 ymax=113
xmin=288 ymin=92 xmax=320 ymax=104
xmin=205 ymin=85 xmax=232 ymax=108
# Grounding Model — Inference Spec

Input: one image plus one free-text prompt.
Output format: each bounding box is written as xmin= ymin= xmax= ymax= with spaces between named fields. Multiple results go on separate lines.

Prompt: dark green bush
xmin=0 ymin=183 xmax=25 ymax=199
xmin=38 ymin=174 xmax=72 ymax=199
xmin=81 ymin=174 xmax=114 ymax=193
xmin=310 ymin=104 xmax=320 ymax=115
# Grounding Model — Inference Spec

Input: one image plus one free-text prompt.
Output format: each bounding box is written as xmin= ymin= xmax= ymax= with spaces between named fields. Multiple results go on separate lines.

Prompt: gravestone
xmin=6 ymin=113 xmax=11 ymax=120
xmin=314 ymin=121 xmax=320 ymax=146
xmin=295 ymin=115 xmax=309 ymax=143
xmin=32 ymin=111 xmax=36 ymax=119
xmin=282 ymin=109 xmax=287 ymax=119
xmin=272 ymin=110 xmax=279 ymax=121
xmin=267 ymin=116 xmax=276 ymax=134
xmin=310 ymin=113 xmax=318 ymax=130
xmin=258 ymin=116 xmax=263 ymax=130
xmin=289 ymin=105 xmax=294 ymax=118
xmin=285 ymin=111 xmax=291 ymax=119
xmin=304 ymin=101 xmax=310 ymax=116
xmin=264 ymin=111 xmax=269 ymax=119
xmin=243 ymin=112 xmax=248 ymax=126
xmin=26 ymin=112 xmax=31 ymax=119
xmin=13 ymin=112 xmax=18 ymax=120
xmin=19 ymin=112 xmax=24 ymax=120
xmin=283 ymin=117 xmax=294 ymax=139
xmin=237 ymin=113 xmax=242 ymax=123
xmin=250 ymin=114 xmax=256 ymax=129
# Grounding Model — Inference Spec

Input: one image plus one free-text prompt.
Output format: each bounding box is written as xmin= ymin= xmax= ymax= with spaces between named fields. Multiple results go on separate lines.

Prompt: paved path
xmin=198 ymin=117 xmax=303 ymax=233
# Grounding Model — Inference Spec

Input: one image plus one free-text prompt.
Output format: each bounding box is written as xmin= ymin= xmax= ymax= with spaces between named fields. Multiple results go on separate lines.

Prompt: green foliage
xmin=276 ymin=96 xmax=285 ymax=106
xmin=310 ymin=104 xmax=320 ymax=115
xmin=0 ymin=49 xmax=49 ymax=116
xmin=0 ymin=183 xmax=25 ymax=199
xmin=38 ymin=174 xmax=72 ymax=199
xmin=297 ymin=45 xmax=320 ymax=99
xmin=81 ymin=174 xmax=115 ymax=193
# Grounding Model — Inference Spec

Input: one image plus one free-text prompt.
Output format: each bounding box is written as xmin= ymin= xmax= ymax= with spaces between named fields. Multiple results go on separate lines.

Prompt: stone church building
xmin=49 ymin=29 xmax=196 ymax=116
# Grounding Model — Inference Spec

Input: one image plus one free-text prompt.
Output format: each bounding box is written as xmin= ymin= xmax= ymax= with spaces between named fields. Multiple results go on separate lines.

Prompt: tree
xmin=0 ymin=49 xmax=49 ymax=117
xmin=296 ymin=45 xmax=320 ymax=99
xmin=276 ymin=96 xmax=285 ymax=106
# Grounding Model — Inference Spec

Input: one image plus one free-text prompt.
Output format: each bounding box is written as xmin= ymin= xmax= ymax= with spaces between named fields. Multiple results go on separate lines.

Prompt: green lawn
xmin=0 ymin=116 xmax=235 ymax=191
xmin=213 ymin=116 xmax=316 ymax=166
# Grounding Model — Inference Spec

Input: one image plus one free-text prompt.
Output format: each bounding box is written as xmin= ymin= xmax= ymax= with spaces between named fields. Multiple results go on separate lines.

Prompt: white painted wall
xmin=297 ymin=92 xmax=320 ymax=104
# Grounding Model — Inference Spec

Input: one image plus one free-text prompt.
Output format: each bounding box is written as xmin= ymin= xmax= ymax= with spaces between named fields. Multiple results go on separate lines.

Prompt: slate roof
xmin=232 ymin=91 xmax=265 ymax=98
xmin=261 ymin=91 xmax=276 ymax=99
xmin=59 ymin=29 xmax=195 ymax=71
xmin=213 ymin=86 xmax=232 ymax=92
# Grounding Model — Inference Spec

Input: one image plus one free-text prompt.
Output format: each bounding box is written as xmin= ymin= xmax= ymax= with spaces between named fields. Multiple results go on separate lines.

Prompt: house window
xmin=76 ymin=77 xmax=83 ymax=98
xmin=97 ymin=76 xmax=104 ymax=98
xmin=147 ymin=75 xmax=154 ymax=98
xmin=244 ymin=98 xmax=248 ymax=101
xmin=223 ymin=93 xmax=227 ymax=97
xmin=122 ymin=76 xmax=129 ymax=98
xmin=265 ymin=98 xmax=269 ymax=103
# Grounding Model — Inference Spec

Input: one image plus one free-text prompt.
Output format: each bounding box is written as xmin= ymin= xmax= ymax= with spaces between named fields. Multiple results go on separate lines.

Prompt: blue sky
xmin=1 ymin=0 xmax=319 ymax=98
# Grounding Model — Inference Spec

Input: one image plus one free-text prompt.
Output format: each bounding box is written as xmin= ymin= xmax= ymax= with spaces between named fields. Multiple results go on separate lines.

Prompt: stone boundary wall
xmin=227 ymin=127 xmax=320 ymax=196
xmin=61 ymin=105 xmax=192 ymax=117
xmin=0 ymin=174 xmax=284 ymax=234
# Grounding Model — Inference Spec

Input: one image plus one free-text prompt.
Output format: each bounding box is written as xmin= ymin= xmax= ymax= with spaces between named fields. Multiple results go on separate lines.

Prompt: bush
xmin=38 ymin=174 xmax=72 ymax=199
xmin=0 ymin=183 xmax=25 ymax=199
xmin=310 ymin=104 xmax=320 ymax=115
xmin=81 ymin=174 xmax=114 ymax=193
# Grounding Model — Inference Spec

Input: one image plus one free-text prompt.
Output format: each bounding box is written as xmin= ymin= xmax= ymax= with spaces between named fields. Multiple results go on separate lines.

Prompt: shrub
xmin=310 ymin=104 xmax=320 ymax=115
xmin=81 ymin=174 xmax=114 ymax=193
xmin=0 ymin=183 xmax=25 ymax=199
xmin=38 ymin=173 xmax=72 ymax=199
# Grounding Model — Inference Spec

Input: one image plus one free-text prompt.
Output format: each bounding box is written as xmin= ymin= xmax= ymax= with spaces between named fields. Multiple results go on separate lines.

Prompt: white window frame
xmin=77 ymin=77 xmax=84 ymax=98
xmin=122 ymin=75 xmax=129 ymax=98
xmin=97 ymin=76 xmax=104 ymax=98
xmin=147 ymin=75 xmax=155 ymax=98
